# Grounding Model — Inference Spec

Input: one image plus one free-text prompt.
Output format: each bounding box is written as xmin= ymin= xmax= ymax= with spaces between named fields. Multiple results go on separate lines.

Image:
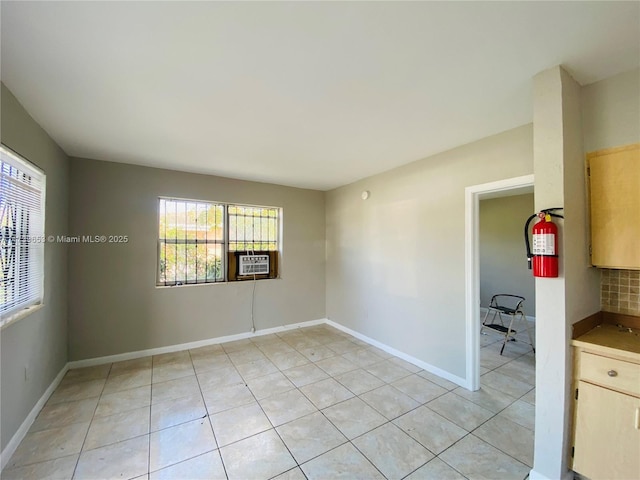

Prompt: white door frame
xmin=464 ymin=174 xmax=534 ymax=391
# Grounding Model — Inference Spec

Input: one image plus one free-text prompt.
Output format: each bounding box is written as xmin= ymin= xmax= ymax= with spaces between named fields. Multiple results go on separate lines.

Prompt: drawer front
xmin=580 ymin=352 xmax=640 ymax=396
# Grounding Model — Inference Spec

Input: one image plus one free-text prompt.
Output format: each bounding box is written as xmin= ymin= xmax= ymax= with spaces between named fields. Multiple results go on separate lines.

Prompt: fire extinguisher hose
xmin=524 ymin=207 xmax=564 ymax=270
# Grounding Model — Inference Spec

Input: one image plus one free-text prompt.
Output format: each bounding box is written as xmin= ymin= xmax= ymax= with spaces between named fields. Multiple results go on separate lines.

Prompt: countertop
xmin=572 ymin=323 xmax=640 ymax=363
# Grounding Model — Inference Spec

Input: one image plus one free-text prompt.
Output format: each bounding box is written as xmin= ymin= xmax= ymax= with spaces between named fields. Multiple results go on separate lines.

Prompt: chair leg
xmin=523 ymin=313 xmax=535 ymax=354
xmin=481 ymin=307 xmax=495 ymax=335
xmin=500 ymin=314 xmax=516 ymax=355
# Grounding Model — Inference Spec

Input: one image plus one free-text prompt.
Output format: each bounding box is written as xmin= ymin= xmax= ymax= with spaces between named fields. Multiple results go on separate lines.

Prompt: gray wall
xmin=326 ymin=124 xmax=533 ymax=380
xmin=0 ymin=84 xmax=69 ymax=450
xmin=479 ymin=193 xmax=535 ymax=316
xmin=582 ymin=67 xmax=640 ymax=317
xmin=582 ymin=67 xmax=640 ymax=153
xmin=68 ymin=158 xmax=325 ymax=360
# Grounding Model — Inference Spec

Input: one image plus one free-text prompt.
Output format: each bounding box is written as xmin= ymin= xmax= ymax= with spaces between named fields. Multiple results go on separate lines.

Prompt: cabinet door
xmin=573 ymin=381 xmax=640 ymax=479
xmin=588 ymin=143 xmax=640 ymax=269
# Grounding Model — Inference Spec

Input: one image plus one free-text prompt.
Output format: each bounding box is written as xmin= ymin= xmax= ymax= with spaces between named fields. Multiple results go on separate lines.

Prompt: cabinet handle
xmin=636 ymin=408 xmax=640 ymax=430
xmin=607 ymin=370 xmax=618 ymax=377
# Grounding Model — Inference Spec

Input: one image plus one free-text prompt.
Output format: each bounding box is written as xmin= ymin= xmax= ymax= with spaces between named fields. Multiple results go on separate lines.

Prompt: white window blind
xmin=0 ymin=145 xmax=45 ymax=320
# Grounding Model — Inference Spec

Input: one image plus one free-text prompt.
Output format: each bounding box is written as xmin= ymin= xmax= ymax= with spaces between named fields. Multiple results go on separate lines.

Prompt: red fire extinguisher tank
xmin=532 ymin=214 xmax=558 ymax=277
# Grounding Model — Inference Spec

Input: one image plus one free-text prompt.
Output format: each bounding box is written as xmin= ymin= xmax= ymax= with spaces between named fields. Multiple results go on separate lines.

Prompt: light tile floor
xmin=2 ymin=323 xmax=535 ymax=480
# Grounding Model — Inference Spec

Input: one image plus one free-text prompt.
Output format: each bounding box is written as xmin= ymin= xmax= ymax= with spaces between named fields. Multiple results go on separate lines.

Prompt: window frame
xmin=156 ymin=197 xmax=281 ymax=288
xmin=0 ymin=144 xmax=46 ymax=326
xmin=157 ymin=197 xmax=227 ymax=286
xmin=227 ymin=204 xmax=280 ymax=253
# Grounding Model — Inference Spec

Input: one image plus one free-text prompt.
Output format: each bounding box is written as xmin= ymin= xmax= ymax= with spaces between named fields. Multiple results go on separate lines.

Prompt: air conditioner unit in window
xmin=238 ymin=254 xmax=270 ymax=276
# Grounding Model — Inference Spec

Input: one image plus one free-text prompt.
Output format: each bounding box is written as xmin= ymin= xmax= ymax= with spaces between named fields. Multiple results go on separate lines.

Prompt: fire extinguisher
xmin=524 ymin=208 xmax=564 ymax=277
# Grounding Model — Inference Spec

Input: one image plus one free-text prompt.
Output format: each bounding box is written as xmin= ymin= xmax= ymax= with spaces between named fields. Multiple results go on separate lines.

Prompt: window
xmin=0 ymin=145 xmax=45 ymax=320
xmin=158 ymin=199 xmax=225 ymax=286
xmin=157 ymin=199 xmax=280 ymax=286
xmin=228 ymin=205 xmax=279 ymax=252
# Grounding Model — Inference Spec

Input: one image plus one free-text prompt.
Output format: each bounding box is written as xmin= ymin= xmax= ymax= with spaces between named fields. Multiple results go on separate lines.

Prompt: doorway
xmin=464 ymin=174 xmax=534 ymax=390
xmin=465 ymin=174 xmax=537 ymax=469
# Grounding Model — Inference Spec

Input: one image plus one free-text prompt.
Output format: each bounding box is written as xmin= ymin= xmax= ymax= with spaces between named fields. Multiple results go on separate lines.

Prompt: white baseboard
xmin=4 ymin=316 xmax=468 ymax=471
xmin=1 ymin=363 xmax=69 ymax=470
xmin=69 ymin=316 xmax=469 ymax=390
xmin=68 ymin=318 xmax=327 ymax=369
xmin=479 ymin=306 xmax=536 ymax=323
xmin=529 ymin=468 xmax=575 ymax=480
xmin=325 ymin=320 xmax=467 ymax=389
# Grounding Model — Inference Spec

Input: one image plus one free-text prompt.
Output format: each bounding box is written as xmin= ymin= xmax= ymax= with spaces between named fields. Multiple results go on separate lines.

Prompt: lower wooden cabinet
xmin=571 ymin=325 xmax=640 ymax=480
xmin=572 ymin=381 xmax=640 ymax=479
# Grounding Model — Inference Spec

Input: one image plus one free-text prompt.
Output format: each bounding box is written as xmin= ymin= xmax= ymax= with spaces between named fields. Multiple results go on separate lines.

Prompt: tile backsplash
xmin=601 ymin=269 xmax=640 ymax=316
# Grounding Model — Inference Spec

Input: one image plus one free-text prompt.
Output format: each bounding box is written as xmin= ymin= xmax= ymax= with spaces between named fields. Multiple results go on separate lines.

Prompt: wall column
xmin=531 ymin=66 xmax=600 ymax=480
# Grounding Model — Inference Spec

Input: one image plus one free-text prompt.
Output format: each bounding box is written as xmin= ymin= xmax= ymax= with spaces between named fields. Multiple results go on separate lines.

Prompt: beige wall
xmin=582 ymin=67 xmax=640 ymax=153
xmin=530 ymin=66 xmax=601 ymax=480
xmin=480 ymin=194 xmax=535 ymax=316
xmin=0 ymin=84 xmax=69 ymax=450
xmin=582 ymin=67 xmax=640 ymax=318
xmin=326 ymin=124 xmax=533 ymax=380
xmin=67 ymin=158 xmax=325 ymax=360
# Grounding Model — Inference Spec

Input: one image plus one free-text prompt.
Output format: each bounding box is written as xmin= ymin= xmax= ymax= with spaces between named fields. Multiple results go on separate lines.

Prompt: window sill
xmin=0 ymin=303 xmax=45 ymax=330
xmin=155 ymin=282 xmax=227 ymax=289
xmin=155 ymin=277 xmax=281 ymax=289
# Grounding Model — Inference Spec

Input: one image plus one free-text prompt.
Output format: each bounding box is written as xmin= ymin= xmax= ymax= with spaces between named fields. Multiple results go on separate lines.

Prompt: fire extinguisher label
xmin=533 ymin=234 xmax=555 ymax=255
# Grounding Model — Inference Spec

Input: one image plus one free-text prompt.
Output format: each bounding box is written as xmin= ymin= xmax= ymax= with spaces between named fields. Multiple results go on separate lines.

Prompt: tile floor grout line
xmin=7 ymin=323 xmax=534 ymax=479
xmin=147 ymin=360 xmax=153 ymax=479
xmin=397 ymin=450 xmax=443 ymax=480
xmin=303 ymin=376 xmax=437 ymax=477
xmin=467 ymin=430 xmax=533 ymax=470
xmin=278 ymin=326 xmax=470 ymax=478
xmin=431 ymin=449 xmax=471 ymax=480
xmin=462 ymin=335 xmax=536 ymax=469
xmin=213 ymin=349 xmax=303 ymax=477
xmin=346 ymin=436 xmax=394 ymax=480
xmin=266 ymin=327 xmax=531 ymax=475
xmin=145 ymin=433 xmax=151 ymax=479
xmin=295 ymin=328 xmax=444 ymax=476
xmin=465 ymin=399 xmax=534 ymax=469
xmin=431 ymin=431 xmax=480 ymax=477
xmin=226 ymin=331 xmax=392 ymax=477
xmin=322 ymin=371 xmax=441 ymax=476
xmin=242 ymin=367 xmax=305 ymax=478
xmin=188 ymin=347 xmax=230 ymax=480
xmin=69 ymin=362 xmax=113 ymax=480
xmin=145 ymin=448 xmax=219 ymax=477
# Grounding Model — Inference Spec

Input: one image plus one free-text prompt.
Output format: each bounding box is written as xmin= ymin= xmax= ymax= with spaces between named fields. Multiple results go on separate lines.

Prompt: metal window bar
xmin=158 ymin=198 xmax=225 ymax=286
xmin=228 ymin=205 xmax=278 ymax=252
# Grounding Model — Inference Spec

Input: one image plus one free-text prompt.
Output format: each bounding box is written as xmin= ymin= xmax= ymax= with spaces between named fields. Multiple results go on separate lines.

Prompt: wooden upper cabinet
xmin=587 ymin=143 xmax=640 ymax=269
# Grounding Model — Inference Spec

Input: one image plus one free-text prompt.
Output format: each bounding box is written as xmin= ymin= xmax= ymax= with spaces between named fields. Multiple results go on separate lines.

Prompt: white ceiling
xmin=2 ymin=2 xmax=639 ymax=191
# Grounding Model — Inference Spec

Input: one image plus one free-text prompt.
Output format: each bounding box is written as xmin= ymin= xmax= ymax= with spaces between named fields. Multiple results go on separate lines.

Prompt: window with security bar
xmin=158 ymin=198 xmax=225 ymax=286
xmin=157 ymin=200 xmax=280 ymax=286
xmin=228 ymin=205 xmax=279 ymax=252
xmin=227 ymin=205 xmax=279 ymax=281
xmin=0 ymin=145 xmax=45 ymax=323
